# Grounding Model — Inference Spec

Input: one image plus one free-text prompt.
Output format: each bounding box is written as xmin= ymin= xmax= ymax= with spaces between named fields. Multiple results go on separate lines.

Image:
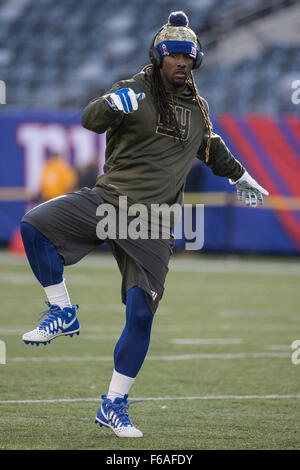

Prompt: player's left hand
xmin=229 ymin=171 xmax=269 ymax=207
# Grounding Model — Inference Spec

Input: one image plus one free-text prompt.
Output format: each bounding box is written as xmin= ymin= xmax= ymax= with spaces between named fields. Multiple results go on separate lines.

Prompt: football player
xmin=20 ymin=11 xmax=268 ymax=438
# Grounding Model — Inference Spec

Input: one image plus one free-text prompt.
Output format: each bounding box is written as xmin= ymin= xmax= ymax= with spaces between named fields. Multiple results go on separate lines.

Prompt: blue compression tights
xmin=114 ymin=286 xmax=154 ymax=378
xmin=20 ymin=221 xmax=64 ymax=287
xmin=20 ymin=221 xmax=153 ymax=378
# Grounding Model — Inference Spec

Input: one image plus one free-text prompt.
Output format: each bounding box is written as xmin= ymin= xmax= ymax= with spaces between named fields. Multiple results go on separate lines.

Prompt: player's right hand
xmin=105 ymin=88 xmax=145 ymax=114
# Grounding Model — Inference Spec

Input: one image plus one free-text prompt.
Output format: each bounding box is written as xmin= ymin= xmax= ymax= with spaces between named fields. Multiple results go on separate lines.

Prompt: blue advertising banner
xmin=0 ymin=109 xmax=299 ymax=255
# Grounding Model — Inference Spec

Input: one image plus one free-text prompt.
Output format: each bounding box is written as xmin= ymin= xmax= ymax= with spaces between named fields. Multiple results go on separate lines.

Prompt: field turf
xmin=0 ymin=250 xmax=300 ymax=450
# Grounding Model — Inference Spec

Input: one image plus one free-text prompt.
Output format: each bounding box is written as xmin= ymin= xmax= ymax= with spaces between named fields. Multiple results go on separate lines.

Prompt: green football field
xmin=0 ymin=249 xmax=300 ymax=450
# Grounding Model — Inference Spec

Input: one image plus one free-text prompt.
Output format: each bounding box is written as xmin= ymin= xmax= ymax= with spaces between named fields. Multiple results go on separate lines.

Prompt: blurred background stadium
xmin=0 ymin=0 xmax=300 ymax=255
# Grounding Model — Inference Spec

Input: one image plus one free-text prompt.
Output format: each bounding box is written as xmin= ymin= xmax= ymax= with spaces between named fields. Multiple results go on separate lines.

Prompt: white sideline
xmin=0 ymin=394 xmax=300 ymax=405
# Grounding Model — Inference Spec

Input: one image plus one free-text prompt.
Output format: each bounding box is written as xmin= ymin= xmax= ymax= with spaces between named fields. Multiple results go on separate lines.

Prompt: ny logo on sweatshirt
xmin=156 ymin=105 xmax=191 ymax=141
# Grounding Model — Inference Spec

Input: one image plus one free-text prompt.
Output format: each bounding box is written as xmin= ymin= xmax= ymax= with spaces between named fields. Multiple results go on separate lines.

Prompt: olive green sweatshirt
xmin=81 ymin=67 xmax=244 ymax=211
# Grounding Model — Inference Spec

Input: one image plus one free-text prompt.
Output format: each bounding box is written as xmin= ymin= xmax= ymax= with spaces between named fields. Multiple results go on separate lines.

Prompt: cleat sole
xmin=23 ymin=328 xmax=80 ymax=346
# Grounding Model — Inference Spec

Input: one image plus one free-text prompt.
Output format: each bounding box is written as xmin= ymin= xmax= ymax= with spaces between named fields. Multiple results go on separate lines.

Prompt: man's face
xmin=160 ymin=53 xmax=194 ymax=92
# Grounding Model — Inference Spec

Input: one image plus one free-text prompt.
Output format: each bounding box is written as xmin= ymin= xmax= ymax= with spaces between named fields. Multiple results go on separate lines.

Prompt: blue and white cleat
xmin=22 ymin=301 xmax=80 ymax=345
xmin=95 ymin=394 xmax=143 ymax=438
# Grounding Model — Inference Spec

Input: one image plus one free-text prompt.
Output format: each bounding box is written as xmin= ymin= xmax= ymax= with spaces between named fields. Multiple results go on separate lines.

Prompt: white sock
xmin=107 ymin=369 xmax=135 ymax=401
xmin=44 ymin=280 xmax=72 ymax=309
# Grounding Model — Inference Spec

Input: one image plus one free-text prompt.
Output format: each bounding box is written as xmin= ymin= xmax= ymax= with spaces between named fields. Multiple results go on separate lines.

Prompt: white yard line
xmin=264 ymin=345 xmax=293 ymax=350
xmin=170 ymin=338 xmax=243 ymax=345
xmin=0 ymin=394 xmax=300 ymax=405
xmin=83 ymin=334 xmax=119 ymax=340
xmin=75 ymin=254 xmax=300 ymax=276
xmin=1 ymin=324 xmax=299 ymax=336
xmin=0 ymin=273 xmax=111 ymax=286
xmin=7 ymin=351 xmax=290 ymax=362
xmin=1 ymin=252 xmax=300 ymax=276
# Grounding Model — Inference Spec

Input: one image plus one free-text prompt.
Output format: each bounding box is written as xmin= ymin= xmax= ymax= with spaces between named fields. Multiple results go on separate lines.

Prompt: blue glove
xmin=105 ymin=88 xmax=145 ymax=114
xmin=229 ymin=171 xmax=269 ymax=207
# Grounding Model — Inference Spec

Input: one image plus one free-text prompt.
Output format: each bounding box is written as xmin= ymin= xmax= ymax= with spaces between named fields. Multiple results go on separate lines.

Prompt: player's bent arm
xmin=196 ymin=97 xmax=244 ymax=180
xmin=197 ymin=132 xmax=245 ymax=181
xmin=196 ymin=98 xmax=269 ymax=206
xmin=81 ymin=96 xmax=124 ymax=134
xmin=197 ymin=132 xmax=269 ymax=206
xmin=82 ymin=80 xmax=145 ymax=133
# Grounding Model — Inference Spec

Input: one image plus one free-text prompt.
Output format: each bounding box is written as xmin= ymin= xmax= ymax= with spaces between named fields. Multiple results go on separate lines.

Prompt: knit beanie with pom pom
xmin=154 ymin=11 xmax=198 ymax=60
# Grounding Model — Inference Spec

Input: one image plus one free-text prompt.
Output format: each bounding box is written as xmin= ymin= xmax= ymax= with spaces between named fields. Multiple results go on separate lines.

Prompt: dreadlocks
xmin=149 ymin=64 xmax=184 ymax=145
xmin=187 ymin=71 xmax=213 ymax=162
xmin=143 ymin=64 xmax=213 ymax=161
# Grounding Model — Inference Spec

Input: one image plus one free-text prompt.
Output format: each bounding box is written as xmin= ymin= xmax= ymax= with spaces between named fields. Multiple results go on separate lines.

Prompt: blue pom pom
xmin=168 ymin=11 xmax=189 ymax=27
